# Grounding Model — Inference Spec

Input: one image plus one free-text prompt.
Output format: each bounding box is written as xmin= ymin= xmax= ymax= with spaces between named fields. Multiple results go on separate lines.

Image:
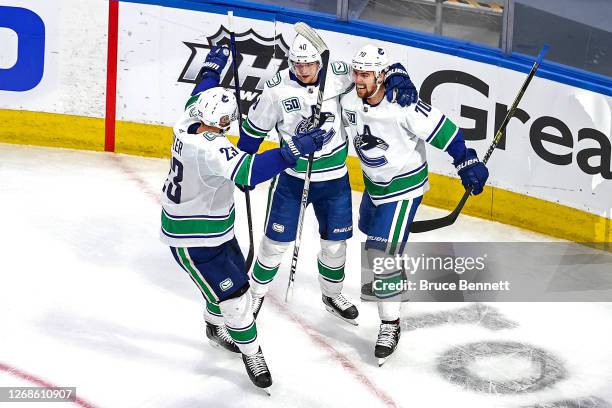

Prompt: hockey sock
xmin=250 ymin=237 xmax=288 ymax=297
xmin=372 ymin=269 xmax=404 ymax=299
xmin=317 ymin=239 xmax=346 ymax=297
xmin=204 ymin=300 xmax=224 ymax=325
xmin=220 ymin=290 xmax=259 ymax=356
xmin=378 ymin=301 xmax=401 ymax=322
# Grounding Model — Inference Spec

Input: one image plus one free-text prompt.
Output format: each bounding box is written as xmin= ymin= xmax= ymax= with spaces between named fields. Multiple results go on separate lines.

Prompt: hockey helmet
xmin=288 ymin=34 xmax=322 ymax=75
xmin=195 ymin=87 xmax=238 ymax=132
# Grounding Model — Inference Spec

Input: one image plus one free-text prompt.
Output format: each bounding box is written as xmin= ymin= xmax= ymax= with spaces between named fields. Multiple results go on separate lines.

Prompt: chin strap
xmin=363 ymin=71 xmax=386 ymax=100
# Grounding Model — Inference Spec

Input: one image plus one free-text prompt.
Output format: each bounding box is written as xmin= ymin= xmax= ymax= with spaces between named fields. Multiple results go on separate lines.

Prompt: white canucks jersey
xmin=241 ymin=61 xmax=354 ymax=182
xmin=340 ymin=92 xmax=460 ymax=205
xmin=160 ymin=94 xmax=255 ymax=247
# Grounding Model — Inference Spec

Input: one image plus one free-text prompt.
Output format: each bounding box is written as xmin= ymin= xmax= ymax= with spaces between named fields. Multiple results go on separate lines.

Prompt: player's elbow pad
xmin=237 ymin=129 xmax=263 ymax=154
xmin=249 ymin=149 xmax=292 ymax=186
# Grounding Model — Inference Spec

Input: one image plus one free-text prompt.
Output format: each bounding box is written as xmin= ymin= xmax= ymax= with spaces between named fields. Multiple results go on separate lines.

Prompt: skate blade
xmin=378 ymin=357 xmax=388 ymax=367
xmin=324 ymin=306 xmax=358 ymax=326
xmin=262 ymin=387 xmax=271 ymax=396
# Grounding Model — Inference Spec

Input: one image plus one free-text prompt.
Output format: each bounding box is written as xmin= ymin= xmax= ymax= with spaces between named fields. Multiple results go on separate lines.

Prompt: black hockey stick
xmin=409 ymin=44 xmax=549 ymax=234
xmin=228 ymin=11 xmax=254 ymax=271
xmin=286 ymin=22 xmax=330 ymax=302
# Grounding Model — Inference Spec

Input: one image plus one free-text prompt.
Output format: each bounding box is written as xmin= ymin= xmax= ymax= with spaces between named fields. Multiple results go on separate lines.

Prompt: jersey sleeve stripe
xmin=233 ymin=154 xmax=254 ymax=185
xmin=429 ymin=118 xmax=459 ymax=150
xmin=442 ymin=127 xmax=462 ymax=151
xmin=426 ymin=115 xmax=445 ymax=143
xmin=242 ymin=118 xmax=268 ymax=138
xmin=247 ymin=154 xmax=255 ymax=186
xmin=230 ymin=153 xmax=248 ymax=181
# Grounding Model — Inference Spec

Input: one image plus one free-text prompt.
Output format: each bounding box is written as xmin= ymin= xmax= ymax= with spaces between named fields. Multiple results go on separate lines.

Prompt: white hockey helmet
xmin=195 ymin=87 xmax=238 ymax=132
xmin=288 ymin=34 xmax=322 ymax=74
xmin=351 ymin=44 xmax=389 ymax=77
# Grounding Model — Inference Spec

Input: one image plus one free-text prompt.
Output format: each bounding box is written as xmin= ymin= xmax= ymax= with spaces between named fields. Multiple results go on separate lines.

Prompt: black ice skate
xmin=375 ymin=319 xmax=401 ymax=366
xmin=251 ymin=294 xmax=265 ymax=319
xmin=322 ymin=294 xmax=359 ymax=325
xmin=205 ymin=322 xmax=240 ymax=353
xmin=242 ymin=347 xmax=272 ymax=395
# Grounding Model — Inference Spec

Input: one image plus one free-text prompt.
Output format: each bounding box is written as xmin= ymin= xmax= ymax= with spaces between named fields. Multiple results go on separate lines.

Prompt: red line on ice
xmin=0 ymin=362 xmax=98 ymax=408
xmin=117 ymin=154 xmax=399 ymax=408
xmin=268 ymin=296 xmax=400 ymax=408
xmin=109 ymin=155 xmax=161 ymax=204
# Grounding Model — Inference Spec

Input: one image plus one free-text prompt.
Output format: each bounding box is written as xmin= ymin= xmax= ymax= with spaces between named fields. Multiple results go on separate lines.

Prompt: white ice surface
xmin=1 ymin=143 xmax=611 ymax=408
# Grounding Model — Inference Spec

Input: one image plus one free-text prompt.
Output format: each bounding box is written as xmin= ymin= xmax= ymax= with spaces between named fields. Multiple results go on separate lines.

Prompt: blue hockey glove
xmin=280 ymin=128 xmax=325 ymax=164
xmin=384 ymin=63 xmax=418 ymax=107
xmin=202 ymin=46 xmax=230 ymax=77
xmin=192 ymin=46 xmax=231 ymax=95
xmin=454 ymin=148 xmax=489 ymax=195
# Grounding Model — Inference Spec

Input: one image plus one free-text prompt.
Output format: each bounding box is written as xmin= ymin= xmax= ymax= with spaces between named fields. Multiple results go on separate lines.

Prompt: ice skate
xmin=375 ymin=320 xmax=400 ymax=366
xmin=242 ymin=347 xmax=272 ymax=395
xmin=322 ymin=294 xmax=359 ymax=325
xmin=205 ymin=322 xmax=240 ymax=353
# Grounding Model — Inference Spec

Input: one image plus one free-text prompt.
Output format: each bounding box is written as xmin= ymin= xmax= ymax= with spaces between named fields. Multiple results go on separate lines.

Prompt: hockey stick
xmin=285 ymin=22 xmax=330 ymax=302
xmin=228 ymin=11 xmax=254 ymax=271
xmin=409 ymin=44 xmax=549 ymax=234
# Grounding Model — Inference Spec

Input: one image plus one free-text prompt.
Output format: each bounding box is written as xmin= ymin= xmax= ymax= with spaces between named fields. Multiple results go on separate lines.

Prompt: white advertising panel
xmin=0 ymin=0 xmax=108 ymax=117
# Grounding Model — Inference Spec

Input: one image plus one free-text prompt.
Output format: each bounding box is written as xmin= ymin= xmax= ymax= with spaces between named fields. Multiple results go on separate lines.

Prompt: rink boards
xmin=0 ymin=0 xmax=610 ymax=243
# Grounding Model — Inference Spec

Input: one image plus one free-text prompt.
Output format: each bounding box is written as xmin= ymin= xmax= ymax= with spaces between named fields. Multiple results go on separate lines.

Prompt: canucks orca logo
xmin=354 ymin=125 xmax=388 ymax=167
xmin=295 ymin=105 xmax=336 ymax=146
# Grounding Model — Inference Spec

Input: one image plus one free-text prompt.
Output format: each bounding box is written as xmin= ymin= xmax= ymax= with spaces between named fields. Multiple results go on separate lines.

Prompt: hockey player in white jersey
xmin=160 ymin=46 xmax=325 ymax=392
xmin=340 ymin=45 xmax=489 ymax=365
xmin=238 ymin=32 xmax=419 ymax=324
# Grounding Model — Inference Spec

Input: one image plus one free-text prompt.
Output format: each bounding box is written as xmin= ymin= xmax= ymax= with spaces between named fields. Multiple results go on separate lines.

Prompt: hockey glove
xmin=202 ymin=46 xmax=230 ymax=77
xmin=454 ymin=148 xmax=489 ymax=195
xmin=280 ymin=128 xmax=325 ymax=165
xmin=384 ymin=63 xmax=418 ymax=107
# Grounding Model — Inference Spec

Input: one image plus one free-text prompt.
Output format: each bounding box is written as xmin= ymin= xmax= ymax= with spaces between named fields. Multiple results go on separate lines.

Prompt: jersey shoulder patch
xmin=330 ymin=61 xmax=349 ymax=76
xmin=265 ymin=72 xmax=282 ymax=88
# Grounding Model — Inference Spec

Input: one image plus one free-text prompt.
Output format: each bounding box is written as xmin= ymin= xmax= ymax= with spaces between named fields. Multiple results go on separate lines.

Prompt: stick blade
xmin=294 ymin=22 xmax=328 ymax=53
xmin=409 ymin=214 xmax=457 ymax=233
